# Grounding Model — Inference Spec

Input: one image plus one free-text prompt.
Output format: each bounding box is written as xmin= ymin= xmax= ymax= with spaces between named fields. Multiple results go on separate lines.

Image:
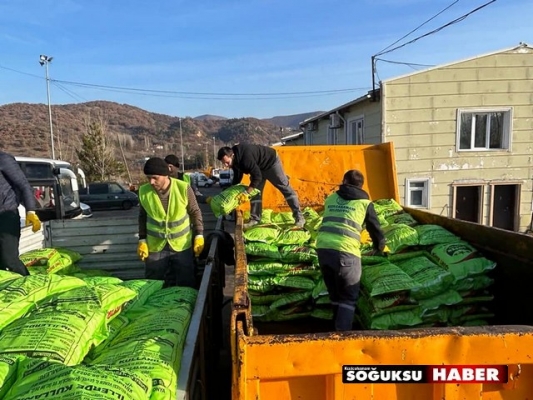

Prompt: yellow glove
xmin=26 ymin=211 xmax=41 ymax=233
xmin=193 ymin=235 xmax=204 ymax=257
xmin=206 ymin=197 xmax=212 ymax=205
xmin=237 ymin=192 xmax=250 ymax=205
xmin=360 ymin=229 xmax=371 ymax=244
xmin=137 ymin=239 xmax=149 ymax=261
xmin=382 ymin=245 xmax=391 ymax=254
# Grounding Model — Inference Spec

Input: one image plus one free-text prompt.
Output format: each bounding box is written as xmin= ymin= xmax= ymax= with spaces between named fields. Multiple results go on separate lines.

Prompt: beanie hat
xmin=164 ymin=154 xmax=180 ymax=168
xmin=143 ymin=157 xmax=170 ymax=176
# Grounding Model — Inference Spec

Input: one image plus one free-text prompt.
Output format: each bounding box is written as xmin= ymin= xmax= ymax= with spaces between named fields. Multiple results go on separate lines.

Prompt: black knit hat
xmin=164 ymin=154 xmax=180 ymax=168
xmin=143 ymin=157 xmax=170 ymax=176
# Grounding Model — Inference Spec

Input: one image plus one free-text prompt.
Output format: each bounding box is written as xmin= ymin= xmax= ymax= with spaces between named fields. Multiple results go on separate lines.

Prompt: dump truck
xmin=230 ymin=143 xmax=533 ymax=400
xmin=18 ymin=203 xmax=225 ymax=400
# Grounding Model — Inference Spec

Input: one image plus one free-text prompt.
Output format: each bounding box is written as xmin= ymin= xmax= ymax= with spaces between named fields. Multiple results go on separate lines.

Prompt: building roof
xmin=381 ymin=42 xmax=532 ymax=84
xmin=298 ymin=92 xmax=373 ymax=127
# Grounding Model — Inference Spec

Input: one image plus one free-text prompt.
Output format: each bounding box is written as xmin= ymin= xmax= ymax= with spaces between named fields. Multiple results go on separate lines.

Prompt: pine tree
xmin=76 ymin=121 xmax=125 ymax=182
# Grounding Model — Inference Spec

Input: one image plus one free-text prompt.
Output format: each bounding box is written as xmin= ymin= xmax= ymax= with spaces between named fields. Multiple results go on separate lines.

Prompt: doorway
xmin=453 ymin=185 xmax=483 ymax=223
xmin=490 ymin=184 xmax=520 ymax=231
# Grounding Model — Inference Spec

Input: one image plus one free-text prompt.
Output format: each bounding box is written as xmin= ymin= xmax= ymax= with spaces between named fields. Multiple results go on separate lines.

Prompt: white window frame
xmin=456 ymin=107 xmax=512 ymax=152
xmin=405 ymin=178 xmax=430 ymax=209
xmin=347 ymin=115 xmax=364 ymax=144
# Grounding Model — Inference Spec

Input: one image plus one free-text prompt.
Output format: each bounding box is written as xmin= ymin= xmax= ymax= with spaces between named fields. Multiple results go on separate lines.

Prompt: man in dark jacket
xmin=0 ymin=151 xmax=42 ymax=275
xmin=316 ymin=169 xmax=386 ymax=331
xmin=217 ymin=144 xmax=304 ymax=229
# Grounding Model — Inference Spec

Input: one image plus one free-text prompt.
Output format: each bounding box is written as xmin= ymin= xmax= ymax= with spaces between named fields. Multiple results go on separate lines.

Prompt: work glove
xmin=360 ymin=229 xmax=371 ymax=244
xmin=137 ymin=239 xmax=149 ymax=261
xmin=236 ymin=192 xmax=251 ymax=205
xmin=206 ymin=197 xmax=212 ymax=205
xmin=193 ymin=235 xmax=204 ymax=257
xmin=368 ymin=244 xmax=391 ymax=257
xmin=26 ymin=211 xmax=41 ymax=233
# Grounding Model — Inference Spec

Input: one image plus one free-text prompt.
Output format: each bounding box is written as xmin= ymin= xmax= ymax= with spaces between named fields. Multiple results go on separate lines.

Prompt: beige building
xmin=295 ymin=43 xmax=533 ymax=232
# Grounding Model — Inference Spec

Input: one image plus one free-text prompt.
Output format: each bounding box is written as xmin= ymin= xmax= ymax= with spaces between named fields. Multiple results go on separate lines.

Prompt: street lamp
xmin=179 ymin=118 xmax=185 ymax=172
xmin=39 ymin=55 xmax=55 ymax=159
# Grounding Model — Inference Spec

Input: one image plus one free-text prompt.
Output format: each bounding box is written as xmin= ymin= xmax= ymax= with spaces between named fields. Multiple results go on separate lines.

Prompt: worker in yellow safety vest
xmin=165 ymin=154 xmax=203 ymax=197
xmin=137 ymin=157 xmax=204 ymax=288
xmin=316 ymin=169 xmax=387 ymax=332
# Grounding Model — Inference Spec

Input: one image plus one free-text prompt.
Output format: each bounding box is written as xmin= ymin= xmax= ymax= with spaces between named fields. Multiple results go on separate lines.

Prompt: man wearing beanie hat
xmin=137 ymin=157 xmax=204 ymax=288
xmin=164 ymin=154 xmax=202 ymax=197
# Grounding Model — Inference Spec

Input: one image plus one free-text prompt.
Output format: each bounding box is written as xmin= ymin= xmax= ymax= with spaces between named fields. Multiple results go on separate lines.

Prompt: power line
xmin=376 ymin=0 xmax=460 ymax=57
xmin=0 ymin=62 xmax=371 ymax=100
xmin=52 ymin=78 xmax=368 ymax=97
xmin=52 ymin=82 xmax=88 ymax=102
xmin=377 ymin=0 xmax=497 ymax=57
xmin=371 ymin=0 xmax=497 ymax=97
xmin=0 ymin=64 xmax=42 ymax=79
xmin=375 ymin=58 xmax=435 ymax=68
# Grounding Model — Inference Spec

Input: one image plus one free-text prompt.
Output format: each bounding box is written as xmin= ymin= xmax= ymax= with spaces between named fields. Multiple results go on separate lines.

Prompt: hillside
xmin=0 ymin=101 xmax=314 ymax=182
xmin=263 ymin=111 xmax=324 ymax=129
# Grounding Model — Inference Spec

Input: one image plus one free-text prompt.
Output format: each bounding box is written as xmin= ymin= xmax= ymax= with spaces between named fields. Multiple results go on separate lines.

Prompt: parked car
xmin=195 ymin=173 xmax=213 ymax=188
xmin=219 ymin=170 xmax=233 ymax=188
xmin=79 ymin=182 xmax=139 ymax=210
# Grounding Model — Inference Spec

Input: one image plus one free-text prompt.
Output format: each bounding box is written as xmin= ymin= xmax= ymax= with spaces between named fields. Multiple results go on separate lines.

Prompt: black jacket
xmin=337 ymin=184 xmax=387 ymax=252
xmin=0 ymin=151 xmax=36 ymax=213
xmin=231 ymin=144 xmax=277 ymax=188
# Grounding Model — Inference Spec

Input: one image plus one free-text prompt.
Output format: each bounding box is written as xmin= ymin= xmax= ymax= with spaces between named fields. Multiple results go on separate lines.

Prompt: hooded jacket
xmin=336 ymin=184 xmax=387 ymax=251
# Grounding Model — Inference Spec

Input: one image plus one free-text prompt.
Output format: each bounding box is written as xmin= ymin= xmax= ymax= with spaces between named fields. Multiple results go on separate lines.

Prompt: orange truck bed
xmin=231 ymin=143 xmax=533 ymax=400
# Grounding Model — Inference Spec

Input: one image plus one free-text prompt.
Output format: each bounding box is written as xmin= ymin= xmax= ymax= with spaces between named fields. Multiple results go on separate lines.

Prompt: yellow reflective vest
xmin=139 ymin=178 xmax=192 ymax=252
xmin=316 ymin=193 xmax=370 ymax=257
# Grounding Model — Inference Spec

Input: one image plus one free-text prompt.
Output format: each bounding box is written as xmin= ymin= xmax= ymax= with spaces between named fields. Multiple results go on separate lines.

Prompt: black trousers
xmin=317 ymin=248 xmax=361 ymax=331
xmin=144 ymin=243 xmax=196 ymax=288
xmin=0 ymin=211 xmax=29 ymax=276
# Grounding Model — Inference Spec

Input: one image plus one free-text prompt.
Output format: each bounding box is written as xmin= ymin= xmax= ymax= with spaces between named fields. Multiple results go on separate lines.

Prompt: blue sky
xmin=0 ymin=0 xmax=530 ymax=119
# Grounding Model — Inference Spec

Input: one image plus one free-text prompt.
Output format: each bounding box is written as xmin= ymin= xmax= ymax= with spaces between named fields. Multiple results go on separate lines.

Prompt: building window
xmin=456 ymin=108 xmax=512 ymax=151
xmin=405 ymin=178 xmax=430 ymax=208
xmin=348 ymin=117 xmax=364 ymax=144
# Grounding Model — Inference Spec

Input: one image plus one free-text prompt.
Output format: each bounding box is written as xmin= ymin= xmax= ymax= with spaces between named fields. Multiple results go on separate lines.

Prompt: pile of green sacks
xmin=0 ymin=247 xmax=197 ymax=400
xmin=355 ymin=198 xmax=497 ymax=330
xmin=245 ymin=207 xmax=329 ymax=322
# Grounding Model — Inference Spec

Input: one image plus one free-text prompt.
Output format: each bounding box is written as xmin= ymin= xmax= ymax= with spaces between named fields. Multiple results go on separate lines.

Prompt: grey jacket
xmin=0 ymin=151 xmax=37 ymax=213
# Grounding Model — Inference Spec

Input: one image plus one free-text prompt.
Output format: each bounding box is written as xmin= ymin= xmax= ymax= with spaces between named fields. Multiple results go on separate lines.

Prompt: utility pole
xmin=205 ymin=143 xmax=208 ymax=169
xmin=39 ymin=54 xmax=55 ymax=159
xmin=179 ymin=118 xmax=185 ymax=172
xmin=212 ymin=136 xmax=216 ymax=167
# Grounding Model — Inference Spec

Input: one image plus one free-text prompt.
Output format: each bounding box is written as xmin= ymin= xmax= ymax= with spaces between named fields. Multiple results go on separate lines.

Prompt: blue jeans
xmin=317 ymin=248 xmax=361 ymax=331
xmin=145 ymin=244 xmax=196 ymax=288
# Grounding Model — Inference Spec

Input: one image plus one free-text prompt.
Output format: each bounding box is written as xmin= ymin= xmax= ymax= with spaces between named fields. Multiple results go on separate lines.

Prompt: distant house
xmin=297 ymin=43 xmax=533 ymax=232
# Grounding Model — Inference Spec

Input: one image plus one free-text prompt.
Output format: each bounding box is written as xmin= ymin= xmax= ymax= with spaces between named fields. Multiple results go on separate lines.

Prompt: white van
xmin=219 ymin=170 xmax=233 ymax=188
xmin=194 ymin=173 xmax=213 ymax=188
